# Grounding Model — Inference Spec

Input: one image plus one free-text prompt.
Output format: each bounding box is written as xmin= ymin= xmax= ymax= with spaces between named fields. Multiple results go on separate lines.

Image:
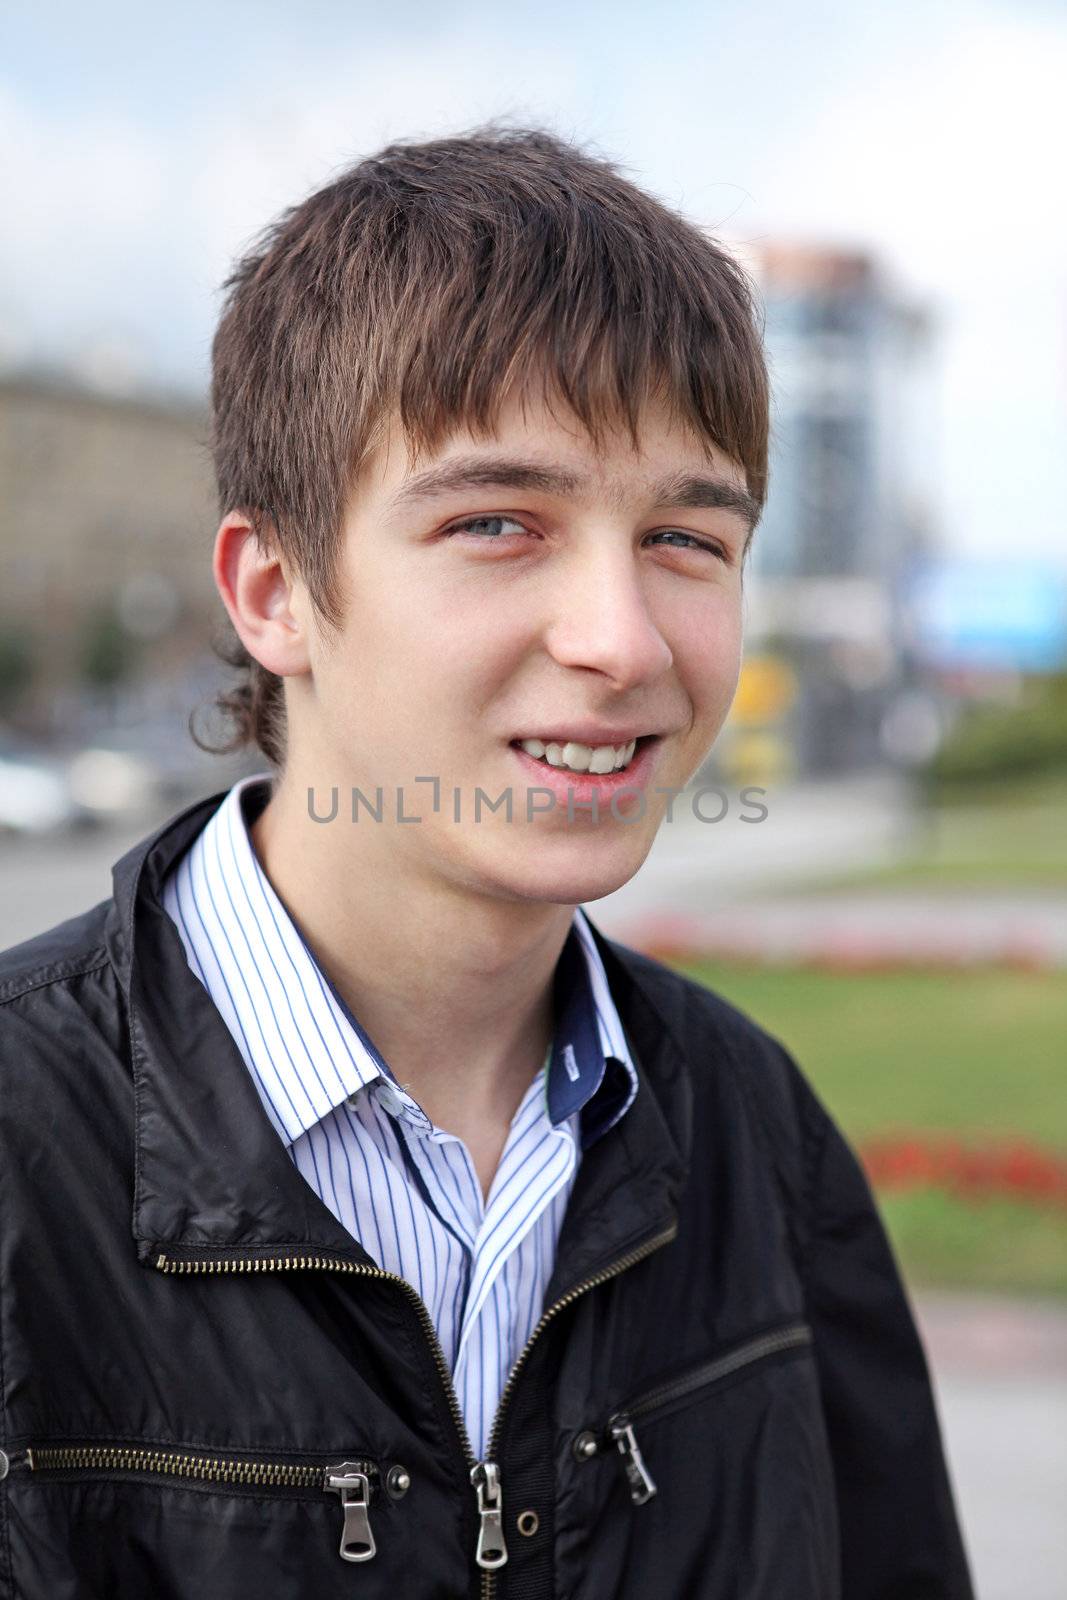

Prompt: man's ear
xmin=212 ymin=512 xmax=312 ymax=677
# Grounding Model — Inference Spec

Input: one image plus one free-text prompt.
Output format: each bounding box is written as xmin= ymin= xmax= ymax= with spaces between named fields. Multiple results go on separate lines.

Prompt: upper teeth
xmin=519 ymin=739 xmax=638 ymax=773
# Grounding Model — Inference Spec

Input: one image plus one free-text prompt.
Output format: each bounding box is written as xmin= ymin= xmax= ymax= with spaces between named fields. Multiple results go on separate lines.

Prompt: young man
xmin=0 ymin=129 xmax=972 ymax=1598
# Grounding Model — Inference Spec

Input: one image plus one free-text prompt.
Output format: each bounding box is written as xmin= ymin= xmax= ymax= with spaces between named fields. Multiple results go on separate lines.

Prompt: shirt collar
xmin=171 ymin=774 xmax=636 ymax=1154
xmin=558 ymin=911 xmax=639 ymax=1148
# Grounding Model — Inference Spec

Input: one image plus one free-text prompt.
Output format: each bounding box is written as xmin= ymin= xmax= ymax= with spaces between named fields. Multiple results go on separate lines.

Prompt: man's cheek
xmin=689 ymin=646 xmax=742 ymax=709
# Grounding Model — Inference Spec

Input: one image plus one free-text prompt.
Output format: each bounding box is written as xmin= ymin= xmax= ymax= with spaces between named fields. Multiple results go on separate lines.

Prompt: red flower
xmin=857 ymin=1132 xmax=1067 ymax=1210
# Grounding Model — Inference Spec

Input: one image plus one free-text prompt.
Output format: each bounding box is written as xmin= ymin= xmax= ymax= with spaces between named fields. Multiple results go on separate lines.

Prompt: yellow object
xmin=718 ymin=731 xmax=794 ymax=788
xmin=730 ymin=656 xmax=798 ymax=726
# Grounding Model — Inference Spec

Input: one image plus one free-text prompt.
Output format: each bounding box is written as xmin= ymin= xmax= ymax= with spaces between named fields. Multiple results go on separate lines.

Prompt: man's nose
xmin=541 ymin=544 xmax=674 ymax=691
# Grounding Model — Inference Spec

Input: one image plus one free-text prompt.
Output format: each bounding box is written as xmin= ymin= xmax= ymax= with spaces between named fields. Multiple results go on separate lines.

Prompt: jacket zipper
xmin=5 ymin=1443 xmax=382 ymax=1562
xmin=155 ymin=1221 xmax=678 ymax=1599
xmin=584 ymin=1320 xmax=814 ymax=1504
xmin=475 ymin=1219 xmax=678 ymax=1599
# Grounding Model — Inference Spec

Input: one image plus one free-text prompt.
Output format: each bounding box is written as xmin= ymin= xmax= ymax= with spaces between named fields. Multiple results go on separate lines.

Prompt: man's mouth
xmin=508 ymin=735 xmax=658 ymax=776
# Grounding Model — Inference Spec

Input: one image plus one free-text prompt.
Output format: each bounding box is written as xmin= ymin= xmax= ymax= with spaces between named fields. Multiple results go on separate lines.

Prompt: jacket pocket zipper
xmin=154 ymin=1222 xmax=680 ymax=1600
xmin=584 ymin=1319 xmax=814 ymax=1504
xmin=5 ymin=1444 xmax=384 ymax=1562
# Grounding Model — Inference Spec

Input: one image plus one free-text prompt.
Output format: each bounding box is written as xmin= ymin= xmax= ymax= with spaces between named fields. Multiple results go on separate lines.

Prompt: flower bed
xmin=858 ymin=1133 xmax=1067 ymax=1210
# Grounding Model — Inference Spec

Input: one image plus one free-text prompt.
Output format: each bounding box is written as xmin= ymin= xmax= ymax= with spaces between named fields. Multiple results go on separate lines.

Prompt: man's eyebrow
xmin=386 ymin=454 xmax=760 ymax=549
xmin=649 ymin=472 xmax=761 ymax=535
xmin=385 ymin=457 xmax=584 ymax=509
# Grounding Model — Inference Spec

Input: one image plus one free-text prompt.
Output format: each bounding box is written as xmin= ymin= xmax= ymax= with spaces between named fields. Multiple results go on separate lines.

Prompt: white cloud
xmin=752 ymin=15 xmax=1067 ymax=558
xmin=1 ymin=3 xmax=1064 ymax=558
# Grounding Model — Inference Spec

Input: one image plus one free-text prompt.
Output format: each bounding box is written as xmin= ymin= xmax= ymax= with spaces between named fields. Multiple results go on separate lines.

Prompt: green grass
xmin=878 ymin=1190 xmax=1067 ymax=1297
xmin=673 ymin=960 xmax=1067 ymax=1296
xmin=791 ymin=770 xmax=1067 ymax=892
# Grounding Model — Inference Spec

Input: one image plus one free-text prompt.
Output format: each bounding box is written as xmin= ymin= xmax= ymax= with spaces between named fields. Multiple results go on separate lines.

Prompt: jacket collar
xmin=106 ymin=786 xmax=691 ymax=1293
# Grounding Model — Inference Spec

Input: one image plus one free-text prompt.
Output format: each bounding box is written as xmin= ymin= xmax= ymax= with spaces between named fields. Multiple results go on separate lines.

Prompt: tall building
xmin=738 ymin=245 xmax=936 ymax=775
xmin=0 ymin=370 xmax=220 ymax=728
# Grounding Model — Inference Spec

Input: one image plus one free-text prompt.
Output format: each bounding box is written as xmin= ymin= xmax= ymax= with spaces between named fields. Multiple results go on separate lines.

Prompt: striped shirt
xmin=160 ymin=773 xmax=638 ymax=1459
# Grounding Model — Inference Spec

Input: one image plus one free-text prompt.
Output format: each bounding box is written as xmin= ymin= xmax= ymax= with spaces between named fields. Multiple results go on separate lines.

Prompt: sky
xmin=2 ymin=0 xmax=1065 ymax=564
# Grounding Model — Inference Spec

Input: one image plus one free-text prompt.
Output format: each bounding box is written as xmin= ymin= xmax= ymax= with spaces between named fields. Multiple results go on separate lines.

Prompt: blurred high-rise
xmin=0 ymin=370 xmax=218 ymax=736
xmin=733 ymin=245 xmax=936 ymax=778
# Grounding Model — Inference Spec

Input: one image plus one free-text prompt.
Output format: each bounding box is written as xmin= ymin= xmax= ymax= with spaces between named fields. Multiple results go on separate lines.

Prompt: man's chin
xmin=469 ymin=828 xmax=656 ymax=910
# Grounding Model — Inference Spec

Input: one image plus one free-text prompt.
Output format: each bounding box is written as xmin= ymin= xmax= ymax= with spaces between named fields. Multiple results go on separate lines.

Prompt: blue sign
xmin=905 ymin=558 xmax=1067 ymax=672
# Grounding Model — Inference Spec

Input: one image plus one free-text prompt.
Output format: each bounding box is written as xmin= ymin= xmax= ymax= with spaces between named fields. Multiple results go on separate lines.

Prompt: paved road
xmin=915 ymin=1293 xmax=1067 ymax=1600
xmin=586 ymin=771 xmax=1067 ymax=965
xmin=592 ymin=886 xmax=1067 ymax=968
xmin=0 ymin=811 xmax=158 ymax=951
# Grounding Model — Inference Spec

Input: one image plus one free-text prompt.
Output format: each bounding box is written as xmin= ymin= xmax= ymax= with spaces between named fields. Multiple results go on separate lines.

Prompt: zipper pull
xmin=607 ymin=1414 xmax=658 ymax=1504
xmin=470 ymin=1460 xmax=508 ymax=1569
xmin=324 ymin=1460 xmax=377 ymax=1562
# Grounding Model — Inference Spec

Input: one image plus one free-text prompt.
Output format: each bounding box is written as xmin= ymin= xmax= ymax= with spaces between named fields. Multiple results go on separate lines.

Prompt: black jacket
xmin=0 ymin=787 xmax=974 ymax=1599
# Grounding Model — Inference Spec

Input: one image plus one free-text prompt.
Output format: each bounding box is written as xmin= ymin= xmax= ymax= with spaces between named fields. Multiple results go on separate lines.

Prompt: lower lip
xmin=508 ymin=738 xmax=664 ymax=810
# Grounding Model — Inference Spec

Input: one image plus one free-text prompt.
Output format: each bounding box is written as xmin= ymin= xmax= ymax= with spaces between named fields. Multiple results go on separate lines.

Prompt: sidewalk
xmin=594 ymin=888 xmax=1067 ymax=969
xmin=588 ymin=773 xmax=1067 ymax=967
xmin=914 ymin=1293 xmax=1067 ymax=1600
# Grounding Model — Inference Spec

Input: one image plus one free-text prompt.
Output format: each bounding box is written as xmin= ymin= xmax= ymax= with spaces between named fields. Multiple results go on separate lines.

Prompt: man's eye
xmin=648 ymin=530 xmax=729 ymax=560
xmin=444 ymin=515 xmax=527 ymax=540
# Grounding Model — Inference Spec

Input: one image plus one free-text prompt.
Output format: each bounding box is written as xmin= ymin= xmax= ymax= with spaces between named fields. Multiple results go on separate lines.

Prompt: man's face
xmin=293 ymin=386 xmax=754 ymax=908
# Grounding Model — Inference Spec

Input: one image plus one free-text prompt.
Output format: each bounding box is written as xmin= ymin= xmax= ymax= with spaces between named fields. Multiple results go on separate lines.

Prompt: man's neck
xmin=247 ymin=776 xmax=574 ymax=1144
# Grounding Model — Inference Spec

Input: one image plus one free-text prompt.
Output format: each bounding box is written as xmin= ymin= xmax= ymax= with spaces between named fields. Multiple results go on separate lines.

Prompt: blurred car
xmin=66 ymin=718 xmax=245 ymax=809
xmin=0 ymin=730 xmax=165 ymax=835
xmin=0 ymin=735 xmax=92 ymax=835
xmin=65 ymin=743 xmax=160 ymax=819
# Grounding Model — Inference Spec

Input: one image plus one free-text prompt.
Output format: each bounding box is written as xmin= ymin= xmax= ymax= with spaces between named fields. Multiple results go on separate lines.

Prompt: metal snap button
xmin=0 ymin=1450 xmax=8 ymax=1480
xmin=572 ymin=1430 xmax=599 ymax=1461
xmin=385 ymin=1464 xmax=411 ymax=1498
xmin=516 ymin=1508 xmax=539 ymax=1537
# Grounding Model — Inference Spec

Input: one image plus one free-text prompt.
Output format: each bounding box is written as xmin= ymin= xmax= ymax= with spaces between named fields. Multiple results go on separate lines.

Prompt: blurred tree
xmin=928 ymin=672 xmax=1067 ymax=793
xmin=0 ymin=623 xmax=38 ymax=716
xmin=79 ymin=601 xmax=139 ymax=693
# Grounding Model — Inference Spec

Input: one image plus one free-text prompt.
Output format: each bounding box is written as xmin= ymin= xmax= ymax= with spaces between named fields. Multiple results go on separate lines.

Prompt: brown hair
xmin=193 ymin=124 xmax=769 ymax=771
